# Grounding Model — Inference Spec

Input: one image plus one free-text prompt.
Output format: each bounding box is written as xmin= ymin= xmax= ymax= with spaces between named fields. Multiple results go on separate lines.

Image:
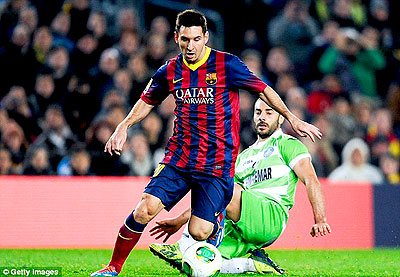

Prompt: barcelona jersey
xmin=141 ymin=47 xmax=268 ymax=177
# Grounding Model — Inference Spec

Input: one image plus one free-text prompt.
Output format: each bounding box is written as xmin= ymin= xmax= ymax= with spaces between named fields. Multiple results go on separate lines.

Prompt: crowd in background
xmin=0 ymin=0 xmax=399 ymax=185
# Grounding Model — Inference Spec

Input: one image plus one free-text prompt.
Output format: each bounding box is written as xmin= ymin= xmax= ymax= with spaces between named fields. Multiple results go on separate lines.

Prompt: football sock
xmin=109 ymin=211 xmax=147 ymax=273
xmin=177 ymin=224 xmax=198 ymax=254
xmin=220 ymin=258 xmax=256 ymax=274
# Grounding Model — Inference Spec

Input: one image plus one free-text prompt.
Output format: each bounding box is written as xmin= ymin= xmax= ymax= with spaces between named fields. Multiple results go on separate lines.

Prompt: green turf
xmin=0 ymin=249 xmax=399 ymax=276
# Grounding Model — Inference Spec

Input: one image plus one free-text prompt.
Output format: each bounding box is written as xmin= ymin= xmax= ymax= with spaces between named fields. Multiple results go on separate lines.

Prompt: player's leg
xmin=218 ymin=191 xmax=288 ymax=274
xmin=108 ymin=193 xmax=165 ymax=273
xmin=92 ymin=164 xmax=190 ymax=276
xmin=150 ymin=182 xmax=239 ymax=265
xmin=91 ymin=193 xmax=165 ymax=276
xmin=188 ymin=172 xmax=233 ymax=243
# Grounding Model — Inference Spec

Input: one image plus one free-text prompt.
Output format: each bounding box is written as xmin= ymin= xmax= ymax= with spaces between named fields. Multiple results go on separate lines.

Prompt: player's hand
xmin=310 ymin=222 xmax=331 ymax=237
xmin=104 ymin=124 xmax=128 ymax=156
xmin=290 ymin=117 xmax=322 ymax=142
xmin=149 ymin=219 xmax=184 ymax=242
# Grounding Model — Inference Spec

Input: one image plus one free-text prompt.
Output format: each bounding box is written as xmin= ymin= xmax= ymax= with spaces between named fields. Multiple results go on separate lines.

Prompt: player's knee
xmin=188 ymin=225 xmax=212 ymax=241
xmin=133 ymin=194 xmax=161 ymax=224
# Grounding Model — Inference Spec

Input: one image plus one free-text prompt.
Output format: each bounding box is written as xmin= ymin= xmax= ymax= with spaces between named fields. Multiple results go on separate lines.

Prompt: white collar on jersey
xmin=252 ymin=128 xmax=283 ymax=149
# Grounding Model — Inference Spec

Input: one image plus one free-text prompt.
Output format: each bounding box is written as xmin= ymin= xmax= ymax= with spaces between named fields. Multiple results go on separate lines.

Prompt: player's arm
xmin=149 ymin=208 xmax=191 ymax=242
xmin=259 ymin=86 xmax=322 ymax=142
xmin=104 ymin=99 xmax=154 ymax=156
xmin=292 ymin=157 xmax=331 ymax=237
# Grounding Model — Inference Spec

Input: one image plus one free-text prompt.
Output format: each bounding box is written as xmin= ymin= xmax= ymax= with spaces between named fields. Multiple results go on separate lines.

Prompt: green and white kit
xmin=219 ymin=129 xmax=311 ymax=259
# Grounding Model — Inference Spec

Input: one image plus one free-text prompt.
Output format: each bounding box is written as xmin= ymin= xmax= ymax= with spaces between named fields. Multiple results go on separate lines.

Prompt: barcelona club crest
xmin=205 ymin=73 xmax=217 ymax=85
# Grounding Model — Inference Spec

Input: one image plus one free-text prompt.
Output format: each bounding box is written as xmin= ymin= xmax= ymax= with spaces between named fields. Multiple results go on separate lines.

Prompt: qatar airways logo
xmin=174 ymin=87 xmax=215 ymax=104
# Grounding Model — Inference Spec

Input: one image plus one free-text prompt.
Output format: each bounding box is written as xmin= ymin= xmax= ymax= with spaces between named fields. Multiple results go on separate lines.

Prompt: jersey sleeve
xmin=234 ymin=155 xmax=245 ymax=186
xmin=228 ymin=55 xmax=268 ymax=93
xmin=279 ymin=137 xmax=311 ymax=169
xmin=140 ymin=62 xmax=170 ymax=106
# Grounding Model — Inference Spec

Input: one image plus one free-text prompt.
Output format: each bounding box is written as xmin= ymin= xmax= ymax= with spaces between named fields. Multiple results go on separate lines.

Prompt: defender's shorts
xmin=144 ymin=164 xmax=234 ymax=224
xmin=218 ymin=190 xmax=289 ymax=259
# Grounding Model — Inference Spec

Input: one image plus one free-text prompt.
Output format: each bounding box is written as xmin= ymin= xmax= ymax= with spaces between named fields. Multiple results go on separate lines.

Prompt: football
xmin=182 ymin=241 xmax=222 ymax=277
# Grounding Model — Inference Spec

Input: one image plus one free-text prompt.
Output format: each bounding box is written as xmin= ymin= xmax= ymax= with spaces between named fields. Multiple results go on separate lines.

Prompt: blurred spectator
xmin=113 ymin=68 xmax=133 ymax=98
xmin=32 ymin=26 xmax=53 ymax=65
xmin=310 ymin=21 xmax=340 ymax=80
xmin=1 ymin=86 xmax=32 ymax=119
xmin=70 ymin=31 xmax=101 ymax=76
xmin=18 ymin=5 xmax=38 ymax=36
xmin=0 ymin=147 xmax=15 ymax=175
xmin=87 ymin=10 xmax=114 ymax=53
xmin=50 ymin=12 xmax=74 ymax=51
xmin=318 ymin=27 xmax=385 ymax=99
xmin=104 ymin=104 xmax=127 ymax=130
xmin=263 ymin=47 xmax=293 ymax=87
xmin=366 ymin=108 xmax=400 ymax=165
xmin=68 ymin=0 xmax=91 ymax=41
xmin=114 ymin=30 xmax=140 ymax=67
xmin=353 ymin=99 xmax=372 ymax=139
xmin=0 ymin=23 xmax=39 ymax=93
xmin=63 ymin=74 xmax=98 ymax=141
xmin=47 ymin=46 xmax=72 ymax=102
xmin=33 ymin=105 xmax=77 ymax=171
xmin=29 ymin=73 xmax=56 ymax=118
xmin=140 ymin=112 xmax=164 ymax=154
xmin=149 ymin=16 xmax=171 ymax=38
xmin=268 ymin=0 xmax=319 ymax=82
xmin=241 ymin=49 xmax=267 ymax=83
xmin=328 ymin=137 xmax=384 ymax=184
xmin=302 ymin=114 xmax=338 ymax=177
xmin=114 ymin=7 xmax=138 ymax=37
xmin=241 ymin=29 xmax=263 ymax=53
xmin=86 ymin=119 xmax=129 ymax=176
xmin=327 ymin=96 xmax=356 ymax=156
xmin=286 ymin=87 xmax=308 ymax=112
xmin=2 ymin=86 xmax=40 ymax=142
xmin=0 ymin=0 xmax=28 ymax=45
xmin=70 ymin=148 xmax=92 ymax=175
xmin=23 ymin=146 xmax=53 ymax=175
xmin=386 ymin=84 xmax=400 ymax=137
xmin=101 ymin=89 xmax=126 ymax=111
xmin=89 ymin=47 xmax=120 ymax=101
xmin=379 ymin=153 xmax=400 ymax=184
xmin=368 ymin=0 xmax=391 ymax=33
xmin=308 ymin=74 xmax=343 ymax=115
xmin=127 ymin=53 xmax=151 ymax=105
xmin=275 ymin=73 xmax=298 ymax=99
xmin=145 ymin=34 xmax=167 ymax=74
xmin=311 ymin=0 xmax=366 ymax=28
xmin=121 ymin=132 xmax=154 ymax=176
xmin=58 ymin=146 xmax=92 ymax=176
xmin=1 ymin=123 xmax=27 ymax=173
xmin=238 ymin=92 xmax=256 ymax=149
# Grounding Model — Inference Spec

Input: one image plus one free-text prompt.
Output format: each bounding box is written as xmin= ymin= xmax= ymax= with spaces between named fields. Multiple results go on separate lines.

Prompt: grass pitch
xmin=0 ymin=249 xmax=399 ymax=276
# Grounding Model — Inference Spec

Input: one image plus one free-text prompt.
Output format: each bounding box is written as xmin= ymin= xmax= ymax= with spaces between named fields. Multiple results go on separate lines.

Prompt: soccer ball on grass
xmin=182 ymin=241 xmax=222 ymax=277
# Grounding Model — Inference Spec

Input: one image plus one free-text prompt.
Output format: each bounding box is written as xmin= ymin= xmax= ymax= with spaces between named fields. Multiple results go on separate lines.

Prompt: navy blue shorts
xmin=144 ymin=164 xmax=234 ymax=224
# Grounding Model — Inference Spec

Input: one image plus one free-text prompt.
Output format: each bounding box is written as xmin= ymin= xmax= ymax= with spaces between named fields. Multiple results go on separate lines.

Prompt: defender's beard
xmin=256 ymin=120 xmax=279 ymax=139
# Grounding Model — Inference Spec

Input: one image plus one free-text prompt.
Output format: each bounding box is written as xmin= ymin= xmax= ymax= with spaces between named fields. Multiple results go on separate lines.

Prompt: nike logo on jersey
xmin=173 ymin=78 xmax=183 ymax=84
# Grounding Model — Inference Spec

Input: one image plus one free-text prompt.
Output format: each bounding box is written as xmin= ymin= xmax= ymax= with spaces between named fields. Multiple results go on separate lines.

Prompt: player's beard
xmin=256 ymin=120 xmax=279 ymax=139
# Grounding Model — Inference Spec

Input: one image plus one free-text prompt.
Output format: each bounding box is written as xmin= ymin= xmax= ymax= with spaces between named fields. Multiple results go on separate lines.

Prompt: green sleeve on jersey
xmin=278 ymin=136 xmax=310 ymax=168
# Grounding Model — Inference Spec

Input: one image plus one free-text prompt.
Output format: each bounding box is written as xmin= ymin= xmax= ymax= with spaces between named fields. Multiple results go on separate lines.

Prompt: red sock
xmin=109 ymin=222 xmax=144 ymax=273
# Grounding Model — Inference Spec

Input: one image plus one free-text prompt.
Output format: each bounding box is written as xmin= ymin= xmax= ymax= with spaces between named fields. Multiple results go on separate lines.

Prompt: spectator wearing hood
xmin=328 ymin=137 xmax=384 ymax=184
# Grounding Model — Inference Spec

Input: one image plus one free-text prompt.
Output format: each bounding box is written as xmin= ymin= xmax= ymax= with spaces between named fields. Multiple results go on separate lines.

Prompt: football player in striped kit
xmin=92 ymin=9 xmax=321 ymax=276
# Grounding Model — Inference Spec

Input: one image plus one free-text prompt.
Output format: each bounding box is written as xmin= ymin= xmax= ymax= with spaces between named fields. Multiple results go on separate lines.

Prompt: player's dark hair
xmin=175 ymin=9 xmax=207 ymax=34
